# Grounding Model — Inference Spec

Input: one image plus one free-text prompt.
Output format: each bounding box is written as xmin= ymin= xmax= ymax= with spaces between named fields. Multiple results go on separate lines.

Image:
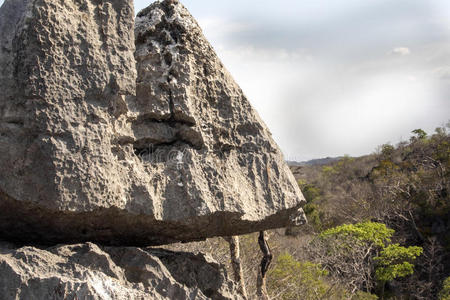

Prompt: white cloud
xmin=433 ymin=67 xmax=450 ymax=80
xmin=197 ymin=17 xmax=255 ymax=41
xmin=390 ymin=47 xmax=411 ymax=56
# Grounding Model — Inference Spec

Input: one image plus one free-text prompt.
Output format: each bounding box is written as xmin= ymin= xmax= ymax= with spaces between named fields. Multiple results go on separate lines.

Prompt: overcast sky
xmin=137 ymin=0 xmax=449 ymax=161
xmin=2 ymin=0 xmax=448 ymax=161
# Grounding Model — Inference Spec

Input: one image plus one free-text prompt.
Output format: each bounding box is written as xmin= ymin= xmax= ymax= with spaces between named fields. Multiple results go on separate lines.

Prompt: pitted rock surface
xmin=0 ymin=242 xmax=242 ymax=300
xmin=0 ymin=0 xmax=305 ymax=246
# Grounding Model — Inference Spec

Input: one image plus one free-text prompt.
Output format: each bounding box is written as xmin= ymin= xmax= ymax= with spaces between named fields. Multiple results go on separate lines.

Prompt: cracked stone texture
xmin=0 ymin=0 xmax=306 ymax=247
xmin=0 ymin=242 xmax=243 ymax=300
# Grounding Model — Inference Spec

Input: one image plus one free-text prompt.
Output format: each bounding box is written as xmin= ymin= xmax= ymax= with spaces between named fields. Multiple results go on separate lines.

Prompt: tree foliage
xmin=374 ymin=244 xmax=423 ymax=282
xmin=292 ymin=126 xmax=449 ymax=298
xmin=440 ymin=277 xmax=450 ymax=300
xmin=268 ymin=253 xmax=378 ymax=300
xmin=411 ymin=128 xmax=428 ymax=141
xmin=298 ymin=181 xmax=324 ymax=230
xmin=268 ymin=253 xmax=331 ymax=300
xmin=320 ymin=221 xmax=393 ymax=248
xmin=313 ymin=221 xmax=422 ymax=297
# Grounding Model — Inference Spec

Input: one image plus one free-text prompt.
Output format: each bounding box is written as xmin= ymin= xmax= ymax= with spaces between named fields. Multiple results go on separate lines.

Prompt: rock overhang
xmin=0 ymin=0 xmax=306 ymax=246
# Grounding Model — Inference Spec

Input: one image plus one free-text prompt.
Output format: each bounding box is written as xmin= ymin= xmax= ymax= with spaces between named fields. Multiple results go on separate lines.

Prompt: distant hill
xmin=287 ymin=156 xmax=343 ymax=167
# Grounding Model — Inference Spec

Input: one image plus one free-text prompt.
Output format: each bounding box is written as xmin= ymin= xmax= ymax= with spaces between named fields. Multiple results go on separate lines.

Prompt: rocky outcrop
xmin=0 ymin=242 xmax=242 ymax=299
xmin=0 ymin=0 xmax=305 ymax=298
xmin=0 ymin=0 xmax=305 ymax=247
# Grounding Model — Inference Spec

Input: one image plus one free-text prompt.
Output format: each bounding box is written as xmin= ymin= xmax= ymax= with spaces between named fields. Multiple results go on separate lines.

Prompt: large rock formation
xmin=0 ymin=0 xmax=305 ymax=247
xmin=0 ymin=242 xmax=242 ymax=299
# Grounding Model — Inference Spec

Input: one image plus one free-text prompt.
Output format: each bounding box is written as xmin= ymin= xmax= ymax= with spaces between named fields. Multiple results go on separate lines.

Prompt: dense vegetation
xmin=164 ymin=125 xmax=449 ymax=299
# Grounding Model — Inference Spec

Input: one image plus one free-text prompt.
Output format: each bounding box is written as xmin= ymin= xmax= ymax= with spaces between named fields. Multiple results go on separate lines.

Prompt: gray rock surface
xmin=0 ymin=242 xmax=242 ymax=299
xmin=0 ymin=0 xmax=306 ymax=246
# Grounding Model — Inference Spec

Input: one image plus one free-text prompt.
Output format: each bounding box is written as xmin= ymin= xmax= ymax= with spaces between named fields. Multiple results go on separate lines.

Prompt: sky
xmin=136 ymin=0 xmax=450 ymax=161
xmin=1 ymin=0 xmax=449 ymax=161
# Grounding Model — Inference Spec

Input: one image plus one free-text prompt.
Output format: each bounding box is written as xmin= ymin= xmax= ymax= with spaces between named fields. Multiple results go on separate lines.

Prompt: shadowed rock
xmin=0 ymin=0 xmax=305 ymax=247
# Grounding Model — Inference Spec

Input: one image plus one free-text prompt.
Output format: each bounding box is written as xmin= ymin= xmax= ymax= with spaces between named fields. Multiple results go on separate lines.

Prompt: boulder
xmin=0 ymin=242 xmax=242 ymax=299
xmin=0 ymin=0 xmax=305 ymax=246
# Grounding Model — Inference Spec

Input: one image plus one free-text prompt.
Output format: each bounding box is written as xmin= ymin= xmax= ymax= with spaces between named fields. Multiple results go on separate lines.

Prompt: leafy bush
xmin=313 ymin=222 xmax=422 ymax=297
xmin=440 ymin=277 xmax=450 ymax=300
xmin=268 ymin=253 xmax=330 ymax=300
xmin=374 ymin=244 xmax=423 ymax=282
xmin=268 ymin=253 xmax=378 ymax=300
xmin=320 ymin=221 xmax=393 ymax=248
xmin=298 ymin=182 xmax=324 ymax=230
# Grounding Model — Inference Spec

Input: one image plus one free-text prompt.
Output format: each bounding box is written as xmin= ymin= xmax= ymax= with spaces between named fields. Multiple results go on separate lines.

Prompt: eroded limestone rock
xmin=0 ymin=242 xmax=242 ymax=299
xmin=0 ymin=0 xmax=305 ymax=246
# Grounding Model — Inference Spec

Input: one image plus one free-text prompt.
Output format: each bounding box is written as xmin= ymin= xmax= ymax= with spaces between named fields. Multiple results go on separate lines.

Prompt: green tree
xmin=440 ymin=277 xmax=450 ymax=300
xmin=267 ymin=253 xmax=378 ymax=299
xmin=320 ymin=221 xmax=393 ymax=248
xmin=380 ymin=144 xmax=395 ymax=158
xmin=268 ymin=253 xmax=330 ymax=300
xmin=411 ymin=129 xmax=427 ymax=141
xmin=313 ymin=222 xmax=422 ymax=298
xmin=374 ymin=244 xmax=422 ymax=282
xmin=302 ymin=184 xmax=323 ymax=229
